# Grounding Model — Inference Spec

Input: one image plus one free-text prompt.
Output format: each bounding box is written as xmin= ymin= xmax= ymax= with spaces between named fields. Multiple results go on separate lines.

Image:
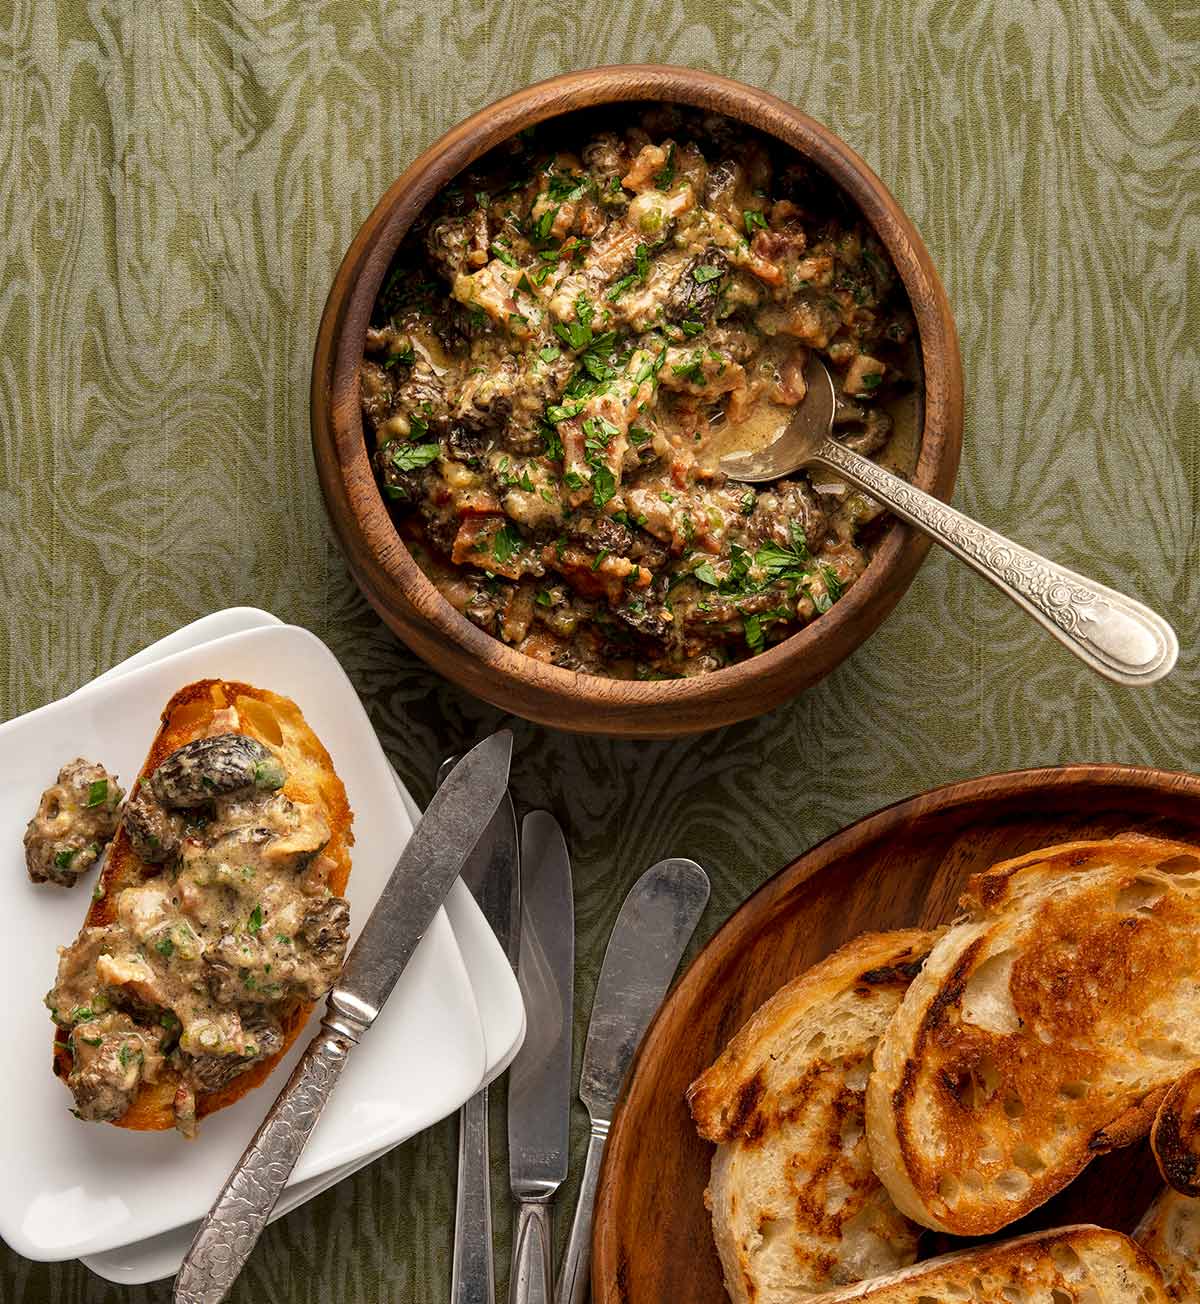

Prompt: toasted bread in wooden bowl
xmin=48 ymin=679 xmax=353 ymax=1135
xmin=819 ymin=1225 xmax=1168 ymax=1303
xmin=687 ymin=930 xmax=934 ymax=1301
xmin=866 ymin=836 xmax=1200 ymax=1236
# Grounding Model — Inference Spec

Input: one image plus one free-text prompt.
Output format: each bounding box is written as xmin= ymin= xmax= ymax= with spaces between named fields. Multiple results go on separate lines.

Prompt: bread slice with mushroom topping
xmin=47 ymin=679 xmax=352 ymax=1134
xmin=687 ymin=930 xmax=934 ymax=1301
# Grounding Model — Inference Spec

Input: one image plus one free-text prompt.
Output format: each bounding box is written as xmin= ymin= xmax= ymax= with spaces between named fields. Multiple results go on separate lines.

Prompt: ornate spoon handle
xmin=173 ymin=1023 xmax=355 ymax=1304
xmin=813 ymin=438 xmax=1178 ymax=686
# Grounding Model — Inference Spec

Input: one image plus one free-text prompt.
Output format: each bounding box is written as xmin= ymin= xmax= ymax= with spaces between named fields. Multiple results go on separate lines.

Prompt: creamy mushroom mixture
xmin=24 ymin=760 xmax=124 ymax=886
xmin=46 ymin=727 xmax=349 ymax=1133
xmin=362 ymin=106 xmax=919 ymax=677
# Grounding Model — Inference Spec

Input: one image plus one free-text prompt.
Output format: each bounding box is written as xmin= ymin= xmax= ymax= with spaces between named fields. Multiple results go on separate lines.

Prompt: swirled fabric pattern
xmin=0 ymin=2 xmax=1196 ymax=1301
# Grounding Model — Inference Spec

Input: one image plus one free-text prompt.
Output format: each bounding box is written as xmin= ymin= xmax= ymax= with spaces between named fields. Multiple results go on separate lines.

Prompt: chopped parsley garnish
xmin=536 ymin=590 xmax=553 ymax=607
xmin=492 ymin=523 xmax=522 ymax=564
xmin=743 ymin=208 xmax=767 ymax=235
xmin=591 ymin=465 xmax=616 ymax=509
xmin=628 ymin=425 xmax=652 ymax=446
xmin=383 ymin=346 xmax=415 ymax=369
xmin=653 ymin=143 xmax=676 ymax=189
xmin=694 ymin=562 xmax=719 ymax=587
xmin=86 ymin=779 xmax=108 ymax=807
xmin=546 ymin=400 xmax=583 ymax=423
xmin=547 ymin=171 xmax=591 ymax=203
xmin=490 ymin=240 xmax=518 ymax=268
xmin=155 ymin=937 xmax=175 ymax=959
xmin=860 ymin=370 xmax=884 ymax=391
xmin=539 ymin=345 xmax=561 ymax=363
xmin=671 ymin=352 xmax=707 ymax=384
xmin=390 ymin=442 xmax=440 ymax=472
xmin=564 ymin=470 xmax=586 ymax=491
xmin=533 ymin=208 xmax=557 ymax=242
xmin=554 ymin=320 xmax=592 ymax=351
xmin=680 ymin=319 xmax=704 ymax=337
xmin=54 ymin=848 xmax=77 ymax=870
xmin=247 ymin=904 xmax=263 ymax=935
xmin=691 ymin=264 xmax=722 ymax=284
xmin=591 ymin=549 xmax=609 ymax=571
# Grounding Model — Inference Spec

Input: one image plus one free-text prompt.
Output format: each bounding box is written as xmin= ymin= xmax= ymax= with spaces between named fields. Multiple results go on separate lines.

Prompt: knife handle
xmin=451 ymin=1087 xmax=495 ymax=1304
xmin=554 ymin=1123 xmax=607 ymax=1304
xmin=173 ymin=1023 xmax=356 ymax=1304
xmin=509 ymin=1198 xmax=553 ymax=1304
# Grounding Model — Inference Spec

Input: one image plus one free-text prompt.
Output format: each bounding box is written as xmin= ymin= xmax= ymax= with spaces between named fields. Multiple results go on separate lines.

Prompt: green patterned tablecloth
xmin=1 ymin=2 xmax=1196 ymax=1299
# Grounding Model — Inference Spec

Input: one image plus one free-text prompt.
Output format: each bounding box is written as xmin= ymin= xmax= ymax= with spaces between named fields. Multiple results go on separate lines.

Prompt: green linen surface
xmin=1 ymin=1 xmax=1196 ymax=1299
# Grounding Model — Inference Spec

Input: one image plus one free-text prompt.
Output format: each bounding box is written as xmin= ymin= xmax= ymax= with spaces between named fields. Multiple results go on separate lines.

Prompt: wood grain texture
xmin=0 ymin=0 xmax=1195 ymax=1300
xmin=593 ymin=764 xmax=1200 ymax=1303
xmin=312 ymin=64 xmax=963 ymax=738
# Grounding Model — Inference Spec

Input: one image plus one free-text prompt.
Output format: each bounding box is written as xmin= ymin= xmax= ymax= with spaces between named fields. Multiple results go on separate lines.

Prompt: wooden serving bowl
xmin=592 ymin=764 xmax=1200 ymax=1300
xmin=311 ymin=65 xmax=964 ymax=737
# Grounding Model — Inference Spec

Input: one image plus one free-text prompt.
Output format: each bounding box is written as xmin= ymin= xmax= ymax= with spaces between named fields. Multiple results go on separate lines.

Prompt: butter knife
xmin=508 ymin=812 xmax=575 ymax=1304
xmin=554 ymin=858 xmax=709 ymax=1304
xmin=438 ymin=756 xmax=521 ymax=1304
xmin=174 ymin=730 xmax=514 ymax=1304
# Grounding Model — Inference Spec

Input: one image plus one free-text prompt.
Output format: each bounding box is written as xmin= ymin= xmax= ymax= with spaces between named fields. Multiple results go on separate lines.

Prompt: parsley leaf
xmin=490 ymin=241 xmax=518 ymax=268
xmin=86 ymin=779 xmax=108 ymax=808
xmin=390 ymin=442 xmax=440 ymax=472
xmin=492 ymin=523 xmax=522 ymax=564
xmin=591 ymin=465 xmax=616 ymax=509
xmin=743 ymin=208 xmax=767 ymax=234
xmin=692 ymin=264 xmax=722 ymax=284
xmin=247 ymin=904 xmax=263 ymax=935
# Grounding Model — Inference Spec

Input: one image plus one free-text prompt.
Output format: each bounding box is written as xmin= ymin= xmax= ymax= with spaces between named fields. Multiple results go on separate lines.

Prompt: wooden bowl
xmin=311 ymin=65 xmax=964 ymax=737
xmin=592 ymin=763 xmax=1200 ymax=1300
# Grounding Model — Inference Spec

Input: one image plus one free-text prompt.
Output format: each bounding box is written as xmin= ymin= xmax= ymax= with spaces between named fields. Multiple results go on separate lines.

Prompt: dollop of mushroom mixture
xmin=362 ymin=107 xmax=919 ymax=676
xmin=46 ymin=731 xmax=350 ymax=1132
xmin=24 ymin=759 xmax=124 ymax=886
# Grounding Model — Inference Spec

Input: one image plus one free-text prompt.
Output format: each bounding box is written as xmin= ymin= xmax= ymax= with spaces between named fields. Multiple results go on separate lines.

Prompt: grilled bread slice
xmin=50 ymin=679 xmax=353 ymax=1131
xmin=866 ymin=836 xmax=1200 ymax=1236
xmin=687 ymin=930 xmax=933 ymax=1302
xmin=817 ymin=1225 xmax=1168 ymax=1302
xmin=1153 ymin=1066 xmax=1200 ymax=1197
xmin=1136 ymin=1189 xmax=1200 ymax=1301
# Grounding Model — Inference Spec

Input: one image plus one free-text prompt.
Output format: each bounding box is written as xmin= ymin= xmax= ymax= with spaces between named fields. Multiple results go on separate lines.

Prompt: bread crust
xmin=818 ymin=1225 xmax=1168 ymax=1302
xmin=866 ymin=835 xmax=1200 ymax=1236
xmin=1136 ymin=1188 xmax=1200 ymax=1301
xmin=688 ymin=930 xmax=934 ymax=1302
xmin=51 ymin=679 xmax=353 ymax=1130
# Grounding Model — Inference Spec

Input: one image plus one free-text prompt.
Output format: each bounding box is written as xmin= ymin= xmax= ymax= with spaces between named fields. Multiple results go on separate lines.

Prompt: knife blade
xmin=174 ymin=730 xmax=514 ymax=1304
xmin=438 ymin=754 xmax=520 ymax=1304
xmin=508 ymin=811 xmax=575 ymax=1304
xmin=554 ymin=857 xmax=710 ymax=1304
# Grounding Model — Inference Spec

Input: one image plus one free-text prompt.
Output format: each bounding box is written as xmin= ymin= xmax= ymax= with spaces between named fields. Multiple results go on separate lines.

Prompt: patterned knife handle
xmin=554 ymin=1123 xmax=608 ymax=1304
xmin=508 ymin=1198 xmax=553 ymax=1304
xmin=813 ymin=438 xmax=1178 ymax=686
xmin=173 ymin=1022 xmax=356 ymax=1304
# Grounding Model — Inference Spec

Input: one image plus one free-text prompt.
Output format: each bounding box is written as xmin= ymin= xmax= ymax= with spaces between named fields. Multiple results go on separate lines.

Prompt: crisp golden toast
xmin=51 ymin=679 xmax=352 ymax=1130
xmin=1136 ymin=1189 xmax=1200 ymax=1302
xmin=687 ymin=930 xmax=933 ymax=1302
xmin=865 ymin=836 xmax=1200 ymax=1236
xmin=818 ymin=1225 xmax=1168 ymax=1302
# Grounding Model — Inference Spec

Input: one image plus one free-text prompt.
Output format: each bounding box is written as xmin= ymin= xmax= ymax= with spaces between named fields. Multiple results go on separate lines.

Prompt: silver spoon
xmin=720 ymin=354 xmax=1177 ymax=686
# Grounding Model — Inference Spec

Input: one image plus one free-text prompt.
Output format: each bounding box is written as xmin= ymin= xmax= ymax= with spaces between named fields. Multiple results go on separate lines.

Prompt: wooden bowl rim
xmin=312 ymin=63 xmax=964 ymax=720
xmin=592 ymin=760 xmax=1200 ymax=1292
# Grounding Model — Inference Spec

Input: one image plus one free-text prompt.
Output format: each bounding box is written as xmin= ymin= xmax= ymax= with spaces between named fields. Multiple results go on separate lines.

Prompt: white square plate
xmin=0 ymin=624 xmax=488 ymax=1261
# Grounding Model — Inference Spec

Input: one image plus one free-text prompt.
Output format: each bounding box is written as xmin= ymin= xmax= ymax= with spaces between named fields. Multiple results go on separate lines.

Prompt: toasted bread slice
xmin=817 ymin=1225 xmax=1168 ymax=1302
xmin=687 ymin=930 xmax=933 ymax=1301
xmin=866 ymin=836 xmax=1200 ymax=1236
xmin=51 ymin=679 xmax=352 ymax=1130
xmin=1136 ymin=1189 xmax=1200 ymax=1301
xmin=1153 ymin=1067 xmax=1200 ymax=1197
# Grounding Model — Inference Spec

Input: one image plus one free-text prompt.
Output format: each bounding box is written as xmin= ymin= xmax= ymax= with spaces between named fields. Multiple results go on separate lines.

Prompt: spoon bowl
xmin=722 ymin=356 xmax=1177 ymax=686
